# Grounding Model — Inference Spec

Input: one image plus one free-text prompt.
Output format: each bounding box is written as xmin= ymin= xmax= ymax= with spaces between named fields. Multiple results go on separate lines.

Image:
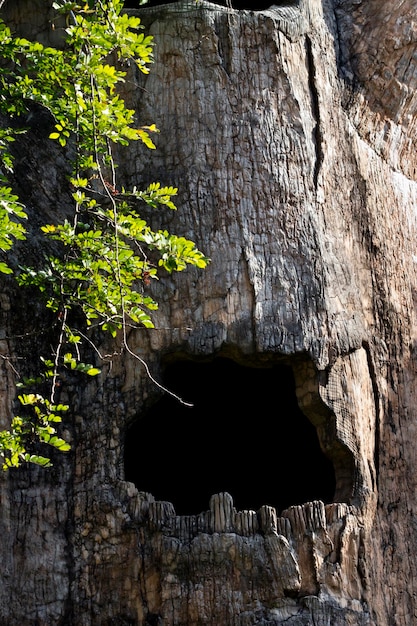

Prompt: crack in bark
xmin=240 ymin=247 xmax=257 ymax=349
xmin=362 ymin=340 xmax=381 ymax=491
xmin=305 ymin=34 xmax=324 ymax=191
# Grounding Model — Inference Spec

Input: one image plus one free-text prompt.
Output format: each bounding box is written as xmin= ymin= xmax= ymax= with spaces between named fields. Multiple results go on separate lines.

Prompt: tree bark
xmin=1 ymin=0 xmax=417 ymax=624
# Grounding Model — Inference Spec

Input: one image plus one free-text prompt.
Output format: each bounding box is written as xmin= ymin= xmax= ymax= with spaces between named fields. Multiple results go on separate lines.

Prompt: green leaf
xmin=48 ymin=436 xmax=71 ymax=451
xmin=23 ymin=453 xmax=52 ymax=467
xmin=86 ymin=367 xmax=101 ymax=376
xmin=0 ymin=261 xmax=12 ymax=274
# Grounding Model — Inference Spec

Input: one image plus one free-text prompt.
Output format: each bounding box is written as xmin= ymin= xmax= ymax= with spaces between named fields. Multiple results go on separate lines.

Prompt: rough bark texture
xmin=1 ymin=0 xmax=417 ymax=624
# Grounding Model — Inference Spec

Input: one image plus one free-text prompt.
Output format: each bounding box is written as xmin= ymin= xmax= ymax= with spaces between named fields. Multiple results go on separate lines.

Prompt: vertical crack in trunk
xmin=214 ymin=11 xmax=234 ymax=78
xmin=240 ymin=247 xmax=257 ymax=351
xmin=305 ymin=34 xmax=324 ymax=191
xmin=362 ymin=340 xmax=381 ymax=492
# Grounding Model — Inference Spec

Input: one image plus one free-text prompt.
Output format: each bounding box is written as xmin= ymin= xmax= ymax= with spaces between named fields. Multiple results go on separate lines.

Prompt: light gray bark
xmin=1 ymin=0 xmax=417 ymax=624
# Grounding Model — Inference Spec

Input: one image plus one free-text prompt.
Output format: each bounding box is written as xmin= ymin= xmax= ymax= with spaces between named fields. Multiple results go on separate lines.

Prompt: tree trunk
xmin=1 ymin=0 xmax=417 ymax=624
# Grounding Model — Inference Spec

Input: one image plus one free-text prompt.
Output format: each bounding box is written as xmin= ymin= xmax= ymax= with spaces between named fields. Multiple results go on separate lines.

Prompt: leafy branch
xmin=0 ymin=0 xmax=209 ymax=469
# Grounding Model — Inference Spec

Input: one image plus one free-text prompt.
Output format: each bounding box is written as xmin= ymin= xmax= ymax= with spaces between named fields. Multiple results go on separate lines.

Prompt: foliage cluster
xmin=0 ymin=0 xmax=208 ymax=469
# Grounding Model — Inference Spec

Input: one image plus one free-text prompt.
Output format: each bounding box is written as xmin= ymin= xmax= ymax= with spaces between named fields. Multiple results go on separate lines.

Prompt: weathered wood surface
xmin=1 ymin=0 xmax=417 ymax=624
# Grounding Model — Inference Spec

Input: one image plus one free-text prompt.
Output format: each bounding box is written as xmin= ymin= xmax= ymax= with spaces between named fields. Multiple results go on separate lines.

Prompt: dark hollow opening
xmin=124 ymin=357 xmax=336 ymax=515
xmin=124 ymin=0 xmax=288 ymax=10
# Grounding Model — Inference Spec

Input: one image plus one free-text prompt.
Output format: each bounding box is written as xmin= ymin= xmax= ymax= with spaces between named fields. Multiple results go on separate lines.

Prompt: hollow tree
xmin=0 ymin=0 xmax=417 ymax=625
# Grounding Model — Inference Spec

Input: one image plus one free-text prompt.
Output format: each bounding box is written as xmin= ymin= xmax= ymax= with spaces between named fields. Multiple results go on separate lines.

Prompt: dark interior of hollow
xmin=124 ymin=357 xmax=336 ymax=516
xmin=124 ymin=0 xmax=288 ymax=10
